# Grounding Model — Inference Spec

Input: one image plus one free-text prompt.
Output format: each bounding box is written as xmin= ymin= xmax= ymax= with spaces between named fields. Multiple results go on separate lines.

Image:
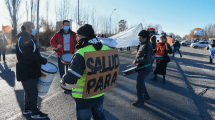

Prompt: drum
xmin=153 ymin=55 xmax=163 ymax=60
xmin=38 ymin=62 xmax=58 ymax=96
xmin=61 ymin=53 xmax=73 ymax=64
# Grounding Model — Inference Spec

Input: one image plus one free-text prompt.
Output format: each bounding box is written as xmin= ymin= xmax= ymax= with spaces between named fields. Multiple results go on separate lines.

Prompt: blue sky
xmin=0 ymin=0 xmax=215 ymax=37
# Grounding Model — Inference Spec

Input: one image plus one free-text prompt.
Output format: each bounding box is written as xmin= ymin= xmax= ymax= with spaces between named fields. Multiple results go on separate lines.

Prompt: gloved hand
xmin=60 ymin=79 xmax=72 ymax=92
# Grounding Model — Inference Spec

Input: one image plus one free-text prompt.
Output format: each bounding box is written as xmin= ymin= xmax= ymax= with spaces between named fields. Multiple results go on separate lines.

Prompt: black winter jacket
xmin=16 ymin=32 xmax=47 ymax=81
xmin=173 ymin=41 xmax=180 ymax=48
xmin=135 ymin=40 xmax=153 ymax=71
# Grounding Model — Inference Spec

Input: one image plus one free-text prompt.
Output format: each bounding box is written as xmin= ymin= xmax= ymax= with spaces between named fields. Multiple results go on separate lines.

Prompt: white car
xmin=190 ymin=41 xmax=211 ymax=49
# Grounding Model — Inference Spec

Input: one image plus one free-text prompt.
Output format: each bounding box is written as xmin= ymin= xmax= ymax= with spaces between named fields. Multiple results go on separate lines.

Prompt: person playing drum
xmin=16 ymin=22 xmax=48 ymax=118
xmin=61 ymin=24 xmax=109 ymax=120
xmin=50 ymin=20 xmax=77 ymax=78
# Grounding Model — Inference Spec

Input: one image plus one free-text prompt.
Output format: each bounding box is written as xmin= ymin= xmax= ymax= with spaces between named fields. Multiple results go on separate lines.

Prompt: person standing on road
xmin=61 ymin=24 xmax=109 ymax=120
xmin=16 ymin=22 xmax=48 ymax=118
xmin=50 ymin=20 xmax=77 ymax=78
xmin=173 ymin=40 xmax=182 ymax=58
xmin=127 ymin=47 xmax=130 ymax=51
xmin=151 ymin=35 xmax=172 ymax=84
xmin=0 ymin=34 xmax=8 ymax=62
xmin=207 ymin=40 xmax=215 ymax=63
xmin=132 ymin=30 xmax=153 ymax=106
xmin=150 ymin=35 xmax=157 ymax=66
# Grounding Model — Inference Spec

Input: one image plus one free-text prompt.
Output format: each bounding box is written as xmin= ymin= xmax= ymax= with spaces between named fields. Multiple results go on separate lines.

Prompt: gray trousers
xmin=136 ymin=70 xmax=151 ymax=102
xmin=21 ymin=78 xmax=39 ymax=113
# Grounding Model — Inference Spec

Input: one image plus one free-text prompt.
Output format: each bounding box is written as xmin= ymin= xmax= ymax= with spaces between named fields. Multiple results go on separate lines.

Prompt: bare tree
xmin=46 ymin=0 xmax=50 ymax=22
xmin=175 ymin=35 xmax=181 ymax=39
xmin=56 ymin=0 xmax=70 ymax=21
xmin=4 ymin=0 xmax=22 ymax=42
xmin=118 ymin=19 xmax=127 ymax=32
xmin=30 ymin=0 xmax=37 ymax=22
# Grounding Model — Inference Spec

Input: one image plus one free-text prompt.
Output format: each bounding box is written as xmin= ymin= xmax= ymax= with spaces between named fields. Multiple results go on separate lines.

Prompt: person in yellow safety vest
xmin=61 ymin=24 xmax=109 ymax=120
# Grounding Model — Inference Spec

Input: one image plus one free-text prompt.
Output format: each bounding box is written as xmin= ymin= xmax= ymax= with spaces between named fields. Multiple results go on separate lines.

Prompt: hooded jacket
xmin=63 ymin=38 xmax=106 ymax=84
xmin=50 ymin=28 xmax=77 ymax=56
xmin=16 ymin=32 xmax=47 ymax=81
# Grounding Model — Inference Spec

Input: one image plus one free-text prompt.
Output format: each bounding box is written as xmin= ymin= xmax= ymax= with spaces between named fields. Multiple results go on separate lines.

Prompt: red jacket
xmin=50 ymin=29 xmax=77 ymax=56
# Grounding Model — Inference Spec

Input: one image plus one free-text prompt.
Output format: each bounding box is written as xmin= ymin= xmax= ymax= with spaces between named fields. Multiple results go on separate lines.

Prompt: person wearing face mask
xmin=61 ymin=24 xmax=109 ymax=120
xmin=50 ymin=20 xmax=77 ymax=78
xmin=16 ymin=22 xmax=48 ymax=118
xmin=151 ymin=35 xmax=172 ymax=84
xmin=131 ymin=30 xmax=153 ymax=106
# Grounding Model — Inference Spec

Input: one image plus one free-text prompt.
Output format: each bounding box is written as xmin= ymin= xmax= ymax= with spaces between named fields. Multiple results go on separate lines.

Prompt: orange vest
xmin=156 ymin=42 xmax=169 ymax=61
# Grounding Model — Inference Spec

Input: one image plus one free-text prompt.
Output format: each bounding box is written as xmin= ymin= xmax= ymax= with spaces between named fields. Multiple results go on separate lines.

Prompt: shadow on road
xmin=0 ymin=62 xmax=15 ymax=87
xmin=14 ymin=90 xmax=45 ymax=120
xmin=174 ymin=57 xmax=214 ymax=120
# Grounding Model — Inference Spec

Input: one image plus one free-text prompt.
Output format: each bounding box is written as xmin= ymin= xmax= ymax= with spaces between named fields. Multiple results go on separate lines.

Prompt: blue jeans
xmin=173 ymin=48 xmax=182 ymax=57
xmin=58 ymin=57 xmax=70 ymax=78
xmin=74 ymin=95 xmax=106 ymax=120
xmin=136 ymin=70 xmax=151 ymax=102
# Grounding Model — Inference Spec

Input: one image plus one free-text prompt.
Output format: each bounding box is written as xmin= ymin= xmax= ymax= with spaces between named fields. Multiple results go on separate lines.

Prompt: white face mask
xmin=31 ymin=29 xmax=37 ymax=36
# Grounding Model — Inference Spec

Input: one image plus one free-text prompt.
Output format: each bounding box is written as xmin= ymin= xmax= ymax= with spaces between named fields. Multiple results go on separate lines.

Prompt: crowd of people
xmin=9 ymin=19 xmax=215 ymax=119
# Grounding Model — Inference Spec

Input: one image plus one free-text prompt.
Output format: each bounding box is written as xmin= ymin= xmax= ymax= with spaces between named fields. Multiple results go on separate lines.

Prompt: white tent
xmin=100 ymin=23 xmax=143 ymax=48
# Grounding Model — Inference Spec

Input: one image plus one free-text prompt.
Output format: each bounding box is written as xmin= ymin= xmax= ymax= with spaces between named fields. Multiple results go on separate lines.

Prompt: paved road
xmin=0 ymin=46 xmax=214 ymax=120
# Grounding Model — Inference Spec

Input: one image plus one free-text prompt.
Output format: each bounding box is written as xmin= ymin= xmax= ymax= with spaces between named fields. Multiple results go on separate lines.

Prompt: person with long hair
xmin=151 ymin=35 xmax=172 ymax=84
xmin=150 ymin=35 xmax=157 ymax=66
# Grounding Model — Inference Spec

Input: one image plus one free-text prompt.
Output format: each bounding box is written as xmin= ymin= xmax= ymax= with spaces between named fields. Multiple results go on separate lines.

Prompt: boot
xmin=151 ymin=76 xmax=157 ymax=81
xmin=163 ymin=76 xmax=166 ymax=84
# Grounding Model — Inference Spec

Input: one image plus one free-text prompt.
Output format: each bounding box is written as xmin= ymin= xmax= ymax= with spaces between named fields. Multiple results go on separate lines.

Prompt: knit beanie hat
xmin=77 ymin=24 xmax=96 ymax=40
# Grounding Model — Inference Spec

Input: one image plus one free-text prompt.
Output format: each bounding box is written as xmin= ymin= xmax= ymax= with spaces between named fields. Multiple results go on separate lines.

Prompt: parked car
xmin=190 ymin=41 xmax=211 ymax=49
xmin=181 ymin=40 xmax=192 ymax=46
xmin=191 ymin=39 xmax=199 ymax=43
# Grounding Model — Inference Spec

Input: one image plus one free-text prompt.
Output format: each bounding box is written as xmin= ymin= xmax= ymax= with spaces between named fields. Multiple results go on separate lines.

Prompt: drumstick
xmin=126 ymin=64 xmax=135 ymax=67
xmin=46 ymin=51 xmax=56 ymax=60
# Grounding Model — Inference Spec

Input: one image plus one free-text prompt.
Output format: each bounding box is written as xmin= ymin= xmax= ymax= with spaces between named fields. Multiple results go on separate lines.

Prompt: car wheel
xmin=194 ymin=46 xmax=198 ymax=49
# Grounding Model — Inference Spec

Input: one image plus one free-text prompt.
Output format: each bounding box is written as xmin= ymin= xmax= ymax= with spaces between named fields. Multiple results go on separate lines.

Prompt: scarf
xmin=75 ymin=38 xmax=89 ymax=49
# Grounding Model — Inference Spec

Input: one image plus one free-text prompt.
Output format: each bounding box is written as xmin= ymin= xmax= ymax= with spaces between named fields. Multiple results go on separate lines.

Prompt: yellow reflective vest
xmin=72 ymin=45 xmax=110 ymax=99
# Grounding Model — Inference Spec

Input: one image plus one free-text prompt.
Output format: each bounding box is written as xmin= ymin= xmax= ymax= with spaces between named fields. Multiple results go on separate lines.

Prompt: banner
xmin=100 ymin=23 xmax=143 ymax=48
xmin=2 ymin=25 xmax=13 ymax=33
xmin=82 ymin=49 xmax=120 ymax=98
xmin=209 ymin=47 xmax=215 ymax=60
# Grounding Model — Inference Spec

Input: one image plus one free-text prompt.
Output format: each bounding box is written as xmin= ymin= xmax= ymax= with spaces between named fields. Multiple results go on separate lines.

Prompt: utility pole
xmin=26 ymin=0 xmax=28 ymax=21
xmin=36 ymin=0 xmax=39 ymax=46
xmin=78 ymin=0 xmax=79 ymax=25
xmin=110 ymin=8 xmax=116 ymax=37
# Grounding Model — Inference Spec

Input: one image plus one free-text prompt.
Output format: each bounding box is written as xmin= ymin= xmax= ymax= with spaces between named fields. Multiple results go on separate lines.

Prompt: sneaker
xmin=31 ymin=112 xmax=48 ymax=119
xmin=132 ymin=100 xmax=144 ymax=106
xmin=23 ymin=109 xmax=32 ymax=115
